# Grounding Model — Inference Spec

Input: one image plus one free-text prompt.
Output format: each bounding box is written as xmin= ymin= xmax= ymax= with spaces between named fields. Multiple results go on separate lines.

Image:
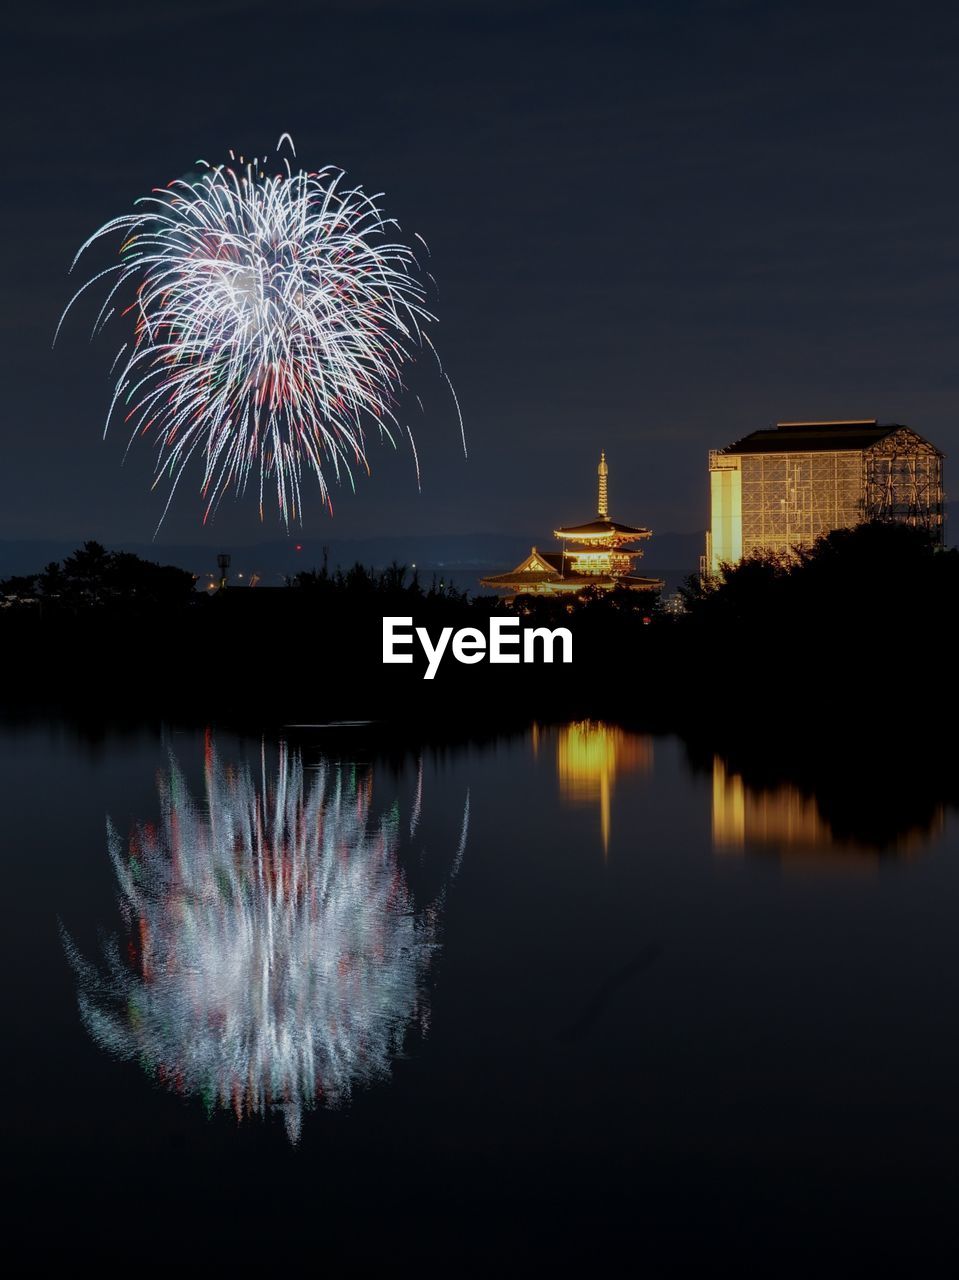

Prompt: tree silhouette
xmin=2 ymin=543 xmax=194 ymax=610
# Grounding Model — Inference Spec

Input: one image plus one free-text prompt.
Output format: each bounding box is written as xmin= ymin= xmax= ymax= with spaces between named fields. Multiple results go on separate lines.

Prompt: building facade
xmin=705 ymin=419 xmax=943 ymax=576
xmin=481 ymin=453 xmax=663 ymax=599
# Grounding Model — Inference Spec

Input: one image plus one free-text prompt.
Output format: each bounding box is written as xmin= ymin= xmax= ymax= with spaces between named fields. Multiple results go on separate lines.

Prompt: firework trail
xmin=57 ymin=135 xmax=465 ymax=528
xmin=63 ymin=736 xmax=468 ymax=1142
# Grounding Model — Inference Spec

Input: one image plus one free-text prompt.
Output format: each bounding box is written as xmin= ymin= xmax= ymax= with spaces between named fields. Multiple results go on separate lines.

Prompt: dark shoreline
xmin=3 ymin=603 xmax=955 ymax=859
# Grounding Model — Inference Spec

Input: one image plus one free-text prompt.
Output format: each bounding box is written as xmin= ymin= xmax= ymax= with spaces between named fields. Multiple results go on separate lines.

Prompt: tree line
xmin=2 ymin=521 xmax=954 ymax=641
xmin=0 ymin=542 xmax=195 ymax=609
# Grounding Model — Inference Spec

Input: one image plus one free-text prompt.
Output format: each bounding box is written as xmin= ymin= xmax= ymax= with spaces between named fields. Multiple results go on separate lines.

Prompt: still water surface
xmin=4 ymin=717 xmax=959 ymax=1265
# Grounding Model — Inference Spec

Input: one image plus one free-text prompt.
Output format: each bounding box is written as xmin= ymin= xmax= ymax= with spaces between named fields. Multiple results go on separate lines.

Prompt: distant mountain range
xmin=2 ymin=505 xmax=953 ymax=596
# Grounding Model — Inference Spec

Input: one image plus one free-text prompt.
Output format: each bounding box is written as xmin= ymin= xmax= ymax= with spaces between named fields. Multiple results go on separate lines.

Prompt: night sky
xmin=4 ymin=0 xmax=959 ymax=552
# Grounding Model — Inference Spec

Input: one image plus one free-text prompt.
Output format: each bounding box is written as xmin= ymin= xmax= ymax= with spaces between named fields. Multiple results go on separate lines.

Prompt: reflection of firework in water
xmin=65 ymin=735 xmax=467 ymax=1142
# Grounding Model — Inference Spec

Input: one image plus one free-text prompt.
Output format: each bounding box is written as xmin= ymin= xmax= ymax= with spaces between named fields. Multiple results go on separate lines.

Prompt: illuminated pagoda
xmin=481 ymin=453 xmax=663 ymax=598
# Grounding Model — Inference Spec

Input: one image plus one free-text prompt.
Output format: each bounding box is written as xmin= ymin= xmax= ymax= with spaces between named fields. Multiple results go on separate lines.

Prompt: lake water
xmin=4 ymin=717 xmax=959 ymax=1267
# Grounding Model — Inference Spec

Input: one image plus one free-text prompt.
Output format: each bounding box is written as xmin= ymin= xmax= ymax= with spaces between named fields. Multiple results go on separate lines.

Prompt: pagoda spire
xmin=597 ymin=450 xmax=609 ymax=519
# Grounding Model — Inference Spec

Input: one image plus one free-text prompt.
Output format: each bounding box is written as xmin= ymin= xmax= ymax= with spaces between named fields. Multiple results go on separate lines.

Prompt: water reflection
xmin=64 ymin=733 xmax=468 ymax=1141
xmin=711 ymin=756 xmax=940 ymax=871
xmin=551 ymin=721 xmax=652 ymax=854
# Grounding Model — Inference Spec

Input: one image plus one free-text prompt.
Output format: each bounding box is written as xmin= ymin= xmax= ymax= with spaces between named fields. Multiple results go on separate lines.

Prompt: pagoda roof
xmin=480 ymin=547 xmax=662 ymax=591
xmin=480 ymin=571 xmax=663 ymax=591
xmin=480 ymin=550 xmax=563 ymax=586
xmin=554 ymin=517 xmax=651 ymax=539
xmin=565 ymin=542 xmax=647 ymax=554
xmin=480 ymin=570 xmax=562 ymax=587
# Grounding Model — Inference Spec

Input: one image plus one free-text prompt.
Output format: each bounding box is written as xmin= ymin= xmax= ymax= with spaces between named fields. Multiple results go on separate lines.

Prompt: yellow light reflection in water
xmin=711 ymin=756 xmax=939 ymax=874
xmin=555 ymin=721 xmax=652 ymax=855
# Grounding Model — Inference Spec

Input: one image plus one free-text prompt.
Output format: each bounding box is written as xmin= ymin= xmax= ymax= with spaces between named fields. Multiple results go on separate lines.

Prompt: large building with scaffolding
xmin=705 ymin=419 xmax=944 ymax=576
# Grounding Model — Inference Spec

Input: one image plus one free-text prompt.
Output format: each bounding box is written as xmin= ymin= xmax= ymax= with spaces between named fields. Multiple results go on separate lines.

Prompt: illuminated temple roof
xmin=480 ymin=453 xmax=663 ymax=597
xmin=481 ymin=547 xmax=662 ymax=592
xmin=554 ymin=451 xmax=651 ymax=543
xmin=554 ymin=517 xmax=651 ymax=541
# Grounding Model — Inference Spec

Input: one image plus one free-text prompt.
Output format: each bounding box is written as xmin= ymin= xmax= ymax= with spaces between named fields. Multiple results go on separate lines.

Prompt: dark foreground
xmin=3 ymin=524 xmax=959 ymax=1270
xmin=2 ymin=521 xmax=956 ymax=747
xmin=3 ymin=710 xmax=959 ymax=1273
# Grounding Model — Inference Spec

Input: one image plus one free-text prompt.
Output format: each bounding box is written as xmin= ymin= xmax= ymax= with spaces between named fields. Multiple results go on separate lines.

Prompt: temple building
xmin=481 ymin=453 xmax=664 ymax=598
xmin=706 ymin=419 xmax=944 ymax=577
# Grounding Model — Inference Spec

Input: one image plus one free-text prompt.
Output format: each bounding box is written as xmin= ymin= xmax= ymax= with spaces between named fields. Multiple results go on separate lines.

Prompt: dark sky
xmin=4 ymin=0 xmax=959 ymax=549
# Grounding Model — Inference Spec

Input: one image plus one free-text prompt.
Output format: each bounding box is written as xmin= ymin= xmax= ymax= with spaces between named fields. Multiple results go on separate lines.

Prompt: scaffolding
xmin=738 ymin=451 xmax=864 ymax=558
xmin=707 ymin=422 xmax=944 ymax=575
xmin=862 ymin=429 xmax=943 ymax=534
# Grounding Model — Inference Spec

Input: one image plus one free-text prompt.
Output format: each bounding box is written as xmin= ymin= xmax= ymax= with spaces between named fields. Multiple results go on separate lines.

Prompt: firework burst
xmin=57 ymin=135 xmax=464 ymax=528
xmin=63 ymin=736 xmax=469 ymax=1142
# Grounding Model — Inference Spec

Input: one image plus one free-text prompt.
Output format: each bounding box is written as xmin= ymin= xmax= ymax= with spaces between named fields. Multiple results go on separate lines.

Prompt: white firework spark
xmin=57 ymin=136 xmax=463 ymax=528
